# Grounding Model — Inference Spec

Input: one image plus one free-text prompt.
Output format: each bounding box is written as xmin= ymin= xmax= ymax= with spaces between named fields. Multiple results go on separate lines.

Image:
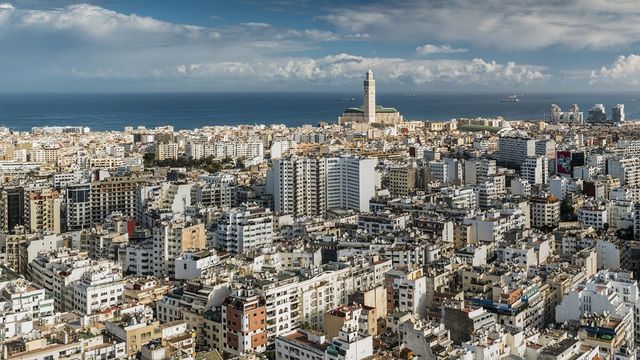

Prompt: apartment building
xmin=216 ymin=204 xmax=272 ymax=254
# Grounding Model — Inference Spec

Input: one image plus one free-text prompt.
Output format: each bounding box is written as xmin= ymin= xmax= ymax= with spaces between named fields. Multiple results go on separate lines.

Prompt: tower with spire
xmin=338 ymin=69 xmax=402 ymax=125
xmin=364 ymin=69 xmax=376 ymax=123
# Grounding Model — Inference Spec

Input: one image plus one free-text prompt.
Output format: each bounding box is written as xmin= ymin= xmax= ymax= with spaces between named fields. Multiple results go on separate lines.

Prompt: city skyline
xmin=2 ymin=0 xmax=640 ymax=92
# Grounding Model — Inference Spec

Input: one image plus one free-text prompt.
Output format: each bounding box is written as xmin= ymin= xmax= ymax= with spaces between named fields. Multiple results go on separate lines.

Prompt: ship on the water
xmin=500 ymin=94 xmax=520 ymax=102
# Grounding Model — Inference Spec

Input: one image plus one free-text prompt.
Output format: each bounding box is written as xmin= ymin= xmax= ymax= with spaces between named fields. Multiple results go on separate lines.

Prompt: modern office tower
xmin=464 ymin=158 xmax=496 ymax=185
xmin=66 ymin=183 xmax=92 ymax=230
xmin=587 ymin=103 xmax=607 ymax=122
xmin=521 ymin=156 xmax=548 ymax=186
xmin=216 ymin=204 xmax=273 ymax=254
xmin=266 ymin=156 xmax=376 ymax=215
xmin=155 ymin=142 xmax=179 ymax=160
xmin=221 ymin=290 xmax=267 ymax=356
xmin=387 ymin=166 xmax=417 ymax=197
xmin=152 ymin=218 xmax=206 ymax=276
xmin=27 ymin=188 xmax=62 ymax=234
xmin=612 ymin=104 xmax=625 ymax=123
xmin=91 ymin=174 xmax=149 ymax=223
xmin=494 ymin=136 xmax=536 ymax=168
xmin=529 ymin=195 xmax=560 ymax=229
xmin=1 ymin=187 xmax=25 ymax=232
xmin=608 ymin=158 xmax=640 ymax=188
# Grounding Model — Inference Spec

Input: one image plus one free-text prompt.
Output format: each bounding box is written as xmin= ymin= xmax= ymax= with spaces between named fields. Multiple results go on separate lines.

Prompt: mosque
xmin=338 ymin=69 xmax=404 ymax=125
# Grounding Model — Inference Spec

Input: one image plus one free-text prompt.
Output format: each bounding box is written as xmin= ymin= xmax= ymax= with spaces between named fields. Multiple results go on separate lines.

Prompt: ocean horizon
xmin=0 ymin=92 xmax=638 ymax=131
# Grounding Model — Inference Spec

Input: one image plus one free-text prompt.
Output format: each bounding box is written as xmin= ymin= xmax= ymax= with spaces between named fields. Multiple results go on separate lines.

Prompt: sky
xmin=2 ymin=0 xmax=640 ymax=92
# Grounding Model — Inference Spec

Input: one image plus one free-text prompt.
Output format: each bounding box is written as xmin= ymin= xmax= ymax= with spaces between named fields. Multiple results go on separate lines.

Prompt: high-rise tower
xmin=364 ymin=69 xmax=376 ymax=123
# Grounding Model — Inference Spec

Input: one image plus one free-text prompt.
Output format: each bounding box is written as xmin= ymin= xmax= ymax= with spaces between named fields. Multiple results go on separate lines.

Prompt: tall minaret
xmin=364 ymin=69 xmax=376 ymax=123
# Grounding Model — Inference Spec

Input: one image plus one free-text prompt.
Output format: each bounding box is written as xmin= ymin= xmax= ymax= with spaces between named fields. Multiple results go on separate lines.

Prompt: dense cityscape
xmin=1 ymin=68 xmax=640 ymax=360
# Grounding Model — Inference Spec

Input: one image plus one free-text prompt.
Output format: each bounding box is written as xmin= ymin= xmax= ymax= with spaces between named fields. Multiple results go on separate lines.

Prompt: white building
xmin=608 ymin=158 xmax=640 ymax=188
xmin=216 ymin=204 xmax=273 ymax=254
xmin=27 ymin=249 xmax=122 ymax=313
xmin=511 ymin=178 xmax=531 ymax=197
xmin=325 ymin=156 xmax=377 ymax=213
xmin=152 ymin=219 xmax=206 ymax=277
xmin=521 ymin=156 xmax=548 ymax=185
xmin=549 ymin=104 xmax=584 ymax=124
xmin=125 ymin=243 xmax=154 ymax=276
xmin=556 ymin=270 xmax=640 ymax=345
xmin=464 ymin=158 xmax=497 ymax=185
xmin=529 ymin=195 xmax=560 ymax=229
xmin=175 ymin=250 xmax=220 ymax=280
xmin=69 ymin=268 xmax=124 ymax=315
xmin=577 ymin=203 xmax=609 ymax=230
xmin=463 ymin=209 xmax=526 ymax=243
xmin=494 ymin=136 xmax=536 ymax=167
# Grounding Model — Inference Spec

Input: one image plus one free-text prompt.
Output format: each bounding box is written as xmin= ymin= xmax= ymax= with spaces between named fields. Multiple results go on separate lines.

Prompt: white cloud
xmin=590 ymin=54 xmax=640 ymax=85
xmin=0 ymin=3 xmax=14 ymax=11
xmin=0 ymin=2 xmax=547 ymax=90
xmin=416 ymin=44 xmax=467 ymax=55
xmin=321 ymin=0 xmax=640 ymax=50
xmin=70 ymin=53 xmax=548 ymax=86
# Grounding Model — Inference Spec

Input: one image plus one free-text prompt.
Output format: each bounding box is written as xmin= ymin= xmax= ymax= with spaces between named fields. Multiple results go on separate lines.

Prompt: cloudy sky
xmin=1 ymin=0 xmax=640 ymax=92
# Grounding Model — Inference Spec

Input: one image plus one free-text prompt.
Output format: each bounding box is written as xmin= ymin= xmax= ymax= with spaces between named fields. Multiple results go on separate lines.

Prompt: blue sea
xmin=0 ymin=92 xmax=638 ymax=131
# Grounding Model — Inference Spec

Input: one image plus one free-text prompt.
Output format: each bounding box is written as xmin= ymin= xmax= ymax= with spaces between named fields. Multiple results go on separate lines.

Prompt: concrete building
xmin=556 ymin=270 xmax=639 ymax=347
xmin=443 ymin=302 xmax=497 ymax=344
xmin=530 ymin=195 xmax=560 ymax=229
xmin=464 ymin=158 xmax=497 ymax=185
xmin=494 ymin=136 xmax=536 ymax=168
xmin=549 ymin=104 xmax=583 ymax=124
xmin=27 ymin=188 xmax=62 ymax=234
xmin=216 ymin=204 xmax=273 ymax=254
xmin=325 ymin=156 xmax=377 ymax=213
xmin=221 ymin=290 xmax=267 ymax=357
xmin=1 ymin=187 xmax=25 ymax=233
xmin=385 ymin=267 xmax=428 ymax=318
xmin=521 ymin=156 xmax=548 ymax=186
xmin=577 ymin=203 xmax=609 ymax=230
xmin=91 ymin=174 xmax=149 ymax=223
xmin=324 ymin=304 xmax=377 ymax=340
xmin=155 ymin=143 xmax=179 ymax=161
xmin=608 ymin=158 xmax=640 ymax=188
xmin=193 ymin=173 xmax=237 ymax=210
xmin=66 ymin=183 xmax=92 ymax=230
xmin=266 ymin=156 xmax=326 ymax=217
xmin=387 ymin=166 xmax=417 ymax=197
xmin=152 ymin=219 xmax=206 ymax=277
xmin=175 ymin=250 xmax=220 ymax=280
